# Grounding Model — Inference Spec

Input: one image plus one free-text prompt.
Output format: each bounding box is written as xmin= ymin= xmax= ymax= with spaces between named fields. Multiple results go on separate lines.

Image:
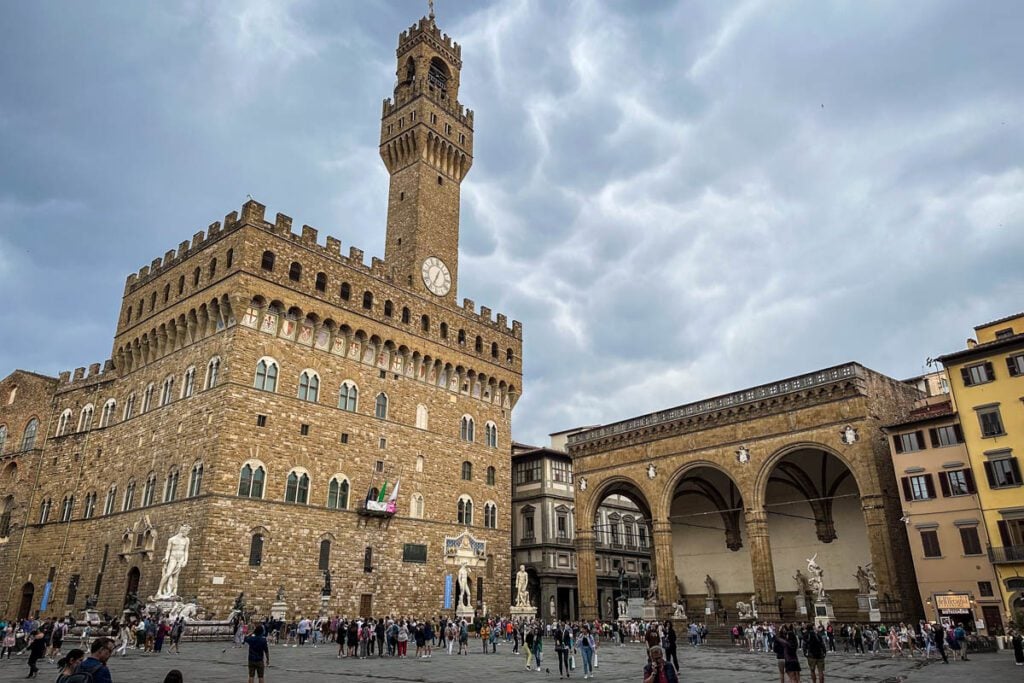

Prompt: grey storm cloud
xmin=1 ymin=0 xmax=1022 ymax=445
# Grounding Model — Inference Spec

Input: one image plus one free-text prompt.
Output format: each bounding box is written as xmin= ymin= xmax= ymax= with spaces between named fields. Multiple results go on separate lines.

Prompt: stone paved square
xmin=0 ymin=640 xmax=1013 ymax=683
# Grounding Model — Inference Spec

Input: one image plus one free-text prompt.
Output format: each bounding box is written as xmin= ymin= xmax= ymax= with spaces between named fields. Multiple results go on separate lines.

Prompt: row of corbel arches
xmin=425 ymin=131 xmax=469 ymax=180
xmin=245 ymin=296 xmax=517 ymax=408
xmin=115 ymin=294 xmax=236 ymax=373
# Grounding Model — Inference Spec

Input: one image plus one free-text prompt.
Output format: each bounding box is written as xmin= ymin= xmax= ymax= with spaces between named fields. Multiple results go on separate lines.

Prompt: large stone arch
xmin=752 ymin=440 xmax=873 ymax=510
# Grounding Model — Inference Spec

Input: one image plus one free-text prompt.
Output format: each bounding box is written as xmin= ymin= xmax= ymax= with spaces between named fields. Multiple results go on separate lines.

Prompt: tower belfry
xmin=380 ymin=12 xmax=473 ymax=299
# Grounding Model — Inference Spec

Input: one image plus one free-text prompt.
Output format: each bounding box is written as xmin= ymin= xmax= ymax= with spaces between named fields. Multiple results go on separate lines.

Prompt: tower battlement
xmin=124 ymin=211 xmax=242 ymax=292
xmin=398 ymin=16 xmax=462 ymax=66
xmin=56 ymin=359 xmax=116 ymax=391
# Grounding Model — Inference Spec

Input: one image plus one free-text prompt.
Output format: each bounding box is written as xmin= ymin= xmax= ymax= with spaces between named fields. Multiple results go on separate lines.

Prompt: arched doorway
xmin=668 ymin=465 xmax=747 ymax=623
xmin=124 ymin=567 xmax=141 ymax=607
xmin=590 ymin=480 xmax=654 ymax=621
xmin=762 ymin=447 xmax=868 ymax=621
xmin=17 ymin=582 xmax=34 ymax=619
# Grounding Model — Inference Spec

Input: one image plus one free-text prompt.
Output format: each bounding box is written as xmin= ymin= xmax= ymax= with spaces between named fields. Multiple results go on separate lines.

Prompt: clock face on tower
xmin=421 ymin=256 xmax=452 ymax=296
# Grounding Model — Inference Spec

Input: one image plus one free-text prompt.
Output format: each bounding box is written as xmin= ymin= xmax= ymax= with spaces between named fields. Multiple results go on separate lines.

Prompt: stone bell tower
xmin=380 ymin=9 xmax=473 ymax=300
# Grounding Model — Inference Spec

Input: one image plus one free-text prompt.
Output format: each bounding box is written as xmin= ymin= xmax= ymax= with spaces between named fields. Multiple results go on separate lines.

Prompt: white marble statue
xmin=672 ymin=601 xmax=686 ymax=619
xmin=864 ymin=562 xmax=877 ymax=593
xmin=457 ymin=561 xmax=471 ymax=608
xmin=854 ymin=565 xmax=871 ymax=594
xmin=806 ymin=554 xmax=825 ymax=601
xmin=735 ymin=600 xmax=753 ymax=619
xmin=515 ymin=564 xmax=531 ymax=607
xmin=750 ymin=594 xmax=758 ymax=618
xmin=157 ymin=524 xmax=191 ymax=598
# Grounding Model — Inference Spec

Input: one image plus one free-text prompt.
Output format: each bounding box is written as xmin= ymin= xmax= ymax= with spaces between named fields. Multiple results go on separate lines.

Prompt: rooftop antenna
xmin=428 ymin=0 xmax=435 ymax=20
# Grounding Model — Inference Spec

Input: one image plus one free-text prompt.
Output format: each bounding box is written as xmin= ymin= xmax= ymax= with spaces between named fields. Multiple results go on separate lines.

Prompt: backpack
xmin=62 ymin=658 xmax=103 ymax=683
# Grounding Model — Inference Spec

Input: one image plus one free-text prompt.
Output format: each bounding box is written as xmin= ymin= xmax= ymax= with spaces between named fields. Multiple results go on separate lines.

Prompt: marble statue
xmin=793 ymin=569 xmax=810 ymax=595
xmin=157 ymin=524 xmax=191 ymax=598
xmin=750 ymin=594 xmax=758 ymax=618
xmin=864 ymin=563 xmax=877 ymax=593
xmin=275 ymin=585 xmax=286 ymax=602
xmin=672 ymin=601 xmax=686 ymax=619
xmin=704 ymin=574 xmax=717 ymax=599
xmin=735 ymin=600 xmax=753 ymax=619
xmin=854 ymin=566 xmax=871 ymax=594
xmin=233 ymin=592 xmax=246 ymax=612
xmin=457 ymin=561 xmax=471 ymax=607
xmin=617 ymin=597 xmax=627 ymax=617
xmin=549 ymin=595 xmax=556 ymax=617
xmin=515 ymin=564 xmax=531 ymax=607
xmin=322 ymin=569 xmax=332 ymax=596
xmin=806 ymin=554 xmax=825 ymax=601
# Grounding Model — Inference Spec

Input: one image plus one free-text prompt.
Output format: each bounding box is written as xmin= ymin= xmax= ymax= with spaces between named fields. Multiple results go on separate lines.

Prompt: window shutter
xmin=916 ymin=431 xmax=926 ymax=450
xmin=938 ymin=471 xmax=951 ymax=497
xmin=984 ymin=361 xmax=995 ymax=381
xmin=894 ymin=436 xmax=904 ymax=454
xmin=929 ymin=428 xmax=939 ymax=448
xmin=953 ymin=424 xmax=964 ymax=443
xmin=924 ymin=474 xmax=936 ymax=499
xmin=1008 ymin=357 xmax=1020 ymax=377
xmin=983 ymin=461 xmax=995 ymax=487
xmin=1011 ymin=458 xmax=1022 ymax=485
xmin=998 ymin=520 xmax=1012 ymax=547
xmin=901 ymin=477 xmax=912 ymax=501
xmin=960 ymin=367 xmax=972 ymax=385
xmin=963 ymin=468 xmax=976 ymax=494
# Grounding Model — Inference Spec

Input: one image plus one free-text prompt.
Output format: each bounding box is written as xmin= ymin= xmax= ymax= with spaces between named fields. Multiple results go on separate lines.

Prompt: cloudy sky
xmin=1 ymin=0 xmax=1022 ymax=445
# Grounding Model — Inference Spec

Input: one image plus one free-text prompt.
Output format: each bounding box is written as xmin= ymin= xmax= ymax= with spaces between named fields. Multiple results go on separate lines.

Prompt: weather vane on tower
xmin=428 ymin=0 xmax=435 ymax=20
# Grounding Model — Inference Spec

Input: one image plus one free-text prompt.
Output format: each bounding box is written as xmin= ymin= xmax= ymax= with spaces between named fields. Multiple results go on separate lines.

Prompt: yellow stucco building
xmin=939 ymin=312 xmax=1024 ymax=624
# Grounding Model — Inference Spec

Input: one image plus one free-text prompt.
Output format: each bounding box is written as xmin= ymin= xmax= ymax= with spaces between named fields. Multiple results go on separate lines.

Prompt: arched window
xmin=285 ymin=470 xmax=310 ymax=504
xmin=458 ymin=329 xmax=466 ymax=345
xmin=401 ymin=307 xmax=410 ymax=324
xmin=415 ymin=404 xmax=428 ymax=429
xmin=160 ymin=375 xmax=175 ymax=406
xmin=460 ymin=415 xmax=475 ymax=442
xmin=209 ymin=257 xmax=217 ymax=278
xmin=192 ymin=266 xmax=201 ymax=287
xmin=226 ymin=248 xmax=234 ymax=268
xmin=484 ymin=502 xmax=497 ymax=529
xmin=254 ymin=358 xmax=279 ymax=392
xmin=507 ymin=348 xmax=514 ymax=363
xmin=123 ymin=393 xmax=136 ymax=420
xmin=315 ymin=272 xmax=327 ymax=292
xmin=60 ymin=495 xmax=74 ymax=522
xmin=327 ymin=477 xmax=350 ymax=510
xmin=238 ymin=462 xmax=266 ymax=498
xmin=338 ymin=381 xmax=358 ymax=412
xmin=0 ymin=425 xmax=7 ymax=454
xmin=491 ymin=342 xmax=499 ymax=358
xmin=205 ymin=356 xmax=221 ymax=389
xmin=56 ymin=410 xmax=72 ymax=437
xmin=383 ymin=300 xmax=393 ymax=317
xmin=475 ymin=336 xmax=483 ymax=353
xmin=411 ymin=493 xmax=425 ymax=519
xmin=421 ymin=315 xmax=430 ymax=332
xmin=150 ymin=291 xmax=157 ymax=311
xmin=457 ymin=496 xmax=473 ymax=525
xmin=374 ymin=393 xmax=388 ymax=419
xmin=104 ymin=485 xmax=117 ymax=515
xmin=126 ymin=307 xmax=132 ymax=324
xmin=461 ymin=461 xmax=473 ymax=481
xmin=485 ymin=421 xmax=498 ymax=448
xmin=122 ymin=479 xmax=136 ymax=511
xmin=164 ymin=468 xmax=179 ymax=503
xmin=297 ymin=370 xmax=320 ymax=402
xmin=0 ymin=495 xmax=11 ymax=537
xmin=142 ymin=472 xmax=156 ymax=507
xmin=340 ymin=282 xmax=351 ymax=300
xmin=163 ymin=283 xmax=170 ymax=303
xmin=288 ymin=261 xmax=302 ymax=282
xmin=143 ymin=383 xmax=154 ymax=412
xmin=249 ymin=533 xmax=264 ymax=566
xmin=82 ymin=492 xmax=96 ymax=519
xmin=182 ymin=366 xmax=196 ymax=398
xmin=486 ymin=466 xmax=496 ymax=486
xmin=415 ymin=455 xmax=424 ymax=472
xmin=39 ymin=497 xmax=52 ymax=524
xmin=178 ymin=275 xmax=185 ymax=295
xmin=362 ymin=291 xmax=373 ymax=310
xmin=22 ymin=418 xmax=39 ymax=450
xmin=78 ymin=405 xmax=94 ymax=432
xmin=188 ymin=462 xmax=204 ymax=497
xmin=440 ymin=322 xmax=448 ymax=339
xmin=261 ymin=251 xmax=275 ymax=271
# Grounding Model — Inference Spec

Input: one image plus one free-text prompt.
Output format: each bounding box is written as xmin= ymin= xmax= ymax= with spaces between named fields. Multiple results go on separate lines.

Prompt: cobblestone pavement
xmin=0 ymin=640 xmax=1014 ymax=683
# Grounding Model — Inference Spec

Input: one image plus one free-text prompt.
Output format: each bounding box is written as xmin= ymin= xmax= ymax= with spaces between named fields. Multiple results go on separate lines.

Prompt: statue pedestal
xmin=81 ymin=609 xmax=102 ymax=626
xmin=795 ymin=593 xmax=809 ymax=617
xmin=510 ymin=605 xmax=537 ymax=621
xmin=813 ymin=597 xmax=834 ymax=628
xmin=705 ymin=598 xmax=720 ymax=616
xmin=270 ymin=601 xmax=287 ymax=621
xmin=857 ymin=593 xmax=881 ymax=622
xmin=455 ymin=603 xmax=475 ymax=622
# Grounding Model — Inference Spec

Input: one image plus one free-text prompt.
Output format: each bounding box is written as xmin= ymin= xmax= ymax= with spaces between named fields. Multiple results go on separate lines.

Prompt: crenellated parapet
xmin=398 ymin=16 xmax=462 ymax=65
xmin=382 ymin=81 xmax=474 ymax=126
xmin=55 ymin=359 xmax=117 ymax=394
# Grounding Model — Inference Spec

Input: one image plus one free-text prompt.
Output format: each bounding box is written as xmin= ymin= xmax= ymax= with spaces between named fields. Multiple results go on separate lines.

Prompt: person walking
xmin=2 ymin=623 xmax=15 ymax=659
xmin=169 ymin=617 xmax=184 ymax=654
xmin=954 ymin=623 xmax=968 ymax=661
xmin=479 ymin=622 xmax=490 ymax=654
xmin=579 ymin=625 xmax=595 ymax=680
xmin=642 ymin=645 xmax=678 ymax=683
xmin=26 ymin=630 xmax=47 ymax=678
xmin=554 ymin=622 xmax=570 ymax=678
xmin=803 ymin=626 xmax=826 ymax=683
xmin=74 ymin=637 xmax=115 ymax=683
xmin=532 ymin=627 xmax=544 ymax=672
xmin=244 ymin=625 xmax=270 ymax=683
xmin=54 ymin=648 xmax=85 ymax=682
xmin=1011 ymin=629 xmax=1024 ymax=666
xmin=525 ymin=628 xmax=536 ymax=670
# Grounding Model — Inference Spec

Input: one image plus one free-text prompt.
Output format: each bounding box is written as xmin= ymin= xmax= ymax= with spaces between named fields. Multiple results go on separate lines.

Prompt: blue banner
xmin=443 ymin=574 xmax=453 ymax=609
xmin=40 ymin=582 xmax=52 ymax=612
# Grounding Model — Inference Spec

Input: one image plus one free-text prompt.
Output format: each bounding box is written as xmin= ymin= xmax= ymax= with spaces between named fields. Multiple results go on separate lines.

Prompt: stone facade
xmin=568 ymin=363 xmax=922 ymax=624
xmin=0 ymin=12 xmax=522 ymax=622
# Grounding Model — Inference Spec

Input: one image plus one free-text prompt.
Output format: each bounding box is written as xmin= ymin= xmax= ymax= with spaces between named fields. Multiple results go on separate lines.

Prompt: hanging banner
xmin=444 ymin=574 xmax=453 ymax=609
xmin=40 ymin=582 xmax=53 ymax=612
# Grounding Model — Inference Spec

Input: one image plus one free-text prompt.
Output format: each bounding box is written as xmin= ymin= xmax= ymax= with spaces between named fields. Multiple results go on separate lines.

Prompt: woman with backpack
xmin=55 ymin=648 xmax=86 ymax=682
